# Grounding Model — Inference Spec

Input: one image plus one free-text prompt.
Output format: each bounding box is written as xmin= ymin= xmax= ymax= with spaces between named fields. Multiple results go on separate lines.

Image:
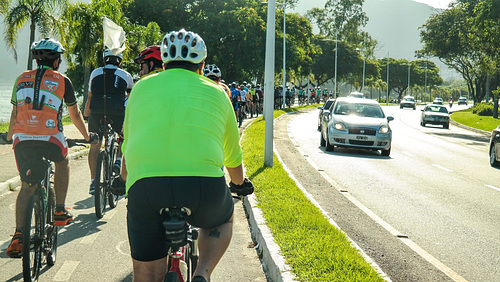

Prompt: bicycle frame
xmin=94 ymin=119 xmax=120 ymax=218
xmin=23 ymin=158 xmax=57 ymax=281
xmin=162 ymin=207 xmax=199 ymax=282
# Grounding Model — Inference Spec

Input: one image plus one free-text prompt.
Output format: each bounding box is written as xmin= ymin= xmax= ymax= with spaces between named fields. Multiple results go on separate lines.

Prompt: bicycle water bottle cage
xmin=162 ymin=208 xmax=189 ymax=248
xmin=20 ymin=159 xmax=49 ymax=185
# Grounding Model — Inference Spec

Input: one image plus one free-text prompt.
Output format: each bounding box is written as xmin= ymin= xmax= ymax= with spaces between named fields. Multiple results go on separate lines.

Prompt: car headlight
xmin=334 ymin=123 xmax=346 ymax=131
xmin=379 ymin=125 xmax=390 ymax=134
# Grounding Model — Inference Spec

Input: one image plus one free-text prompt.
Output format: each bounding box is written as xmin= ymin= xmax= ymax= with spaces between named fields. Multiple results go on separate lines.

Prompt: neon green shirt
xmin=122 ymin=68 xmax=243 ymax=192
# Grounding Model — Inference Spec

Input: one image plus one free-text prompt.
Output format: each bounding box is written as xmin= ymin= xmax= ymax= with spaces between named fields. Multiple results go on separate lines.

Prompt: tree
xmin=2 ymin=0 xmax=67 ymax=70
xmin=418 ymin=2 xmax=489 ymax=104
xmin=61 ymin=0 xmax=125 ymax=101
xmin=379 ymin=59 xmax=442 ymax=102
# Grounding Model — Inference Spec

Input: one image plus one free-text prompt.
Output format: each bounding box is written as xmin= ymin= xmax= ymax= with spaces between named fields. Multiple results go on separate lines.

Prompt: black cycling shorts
xmin=88 ymin=113 xmax=124 ymax=139
xmin=14 ymin=141 xmax=65 ymax=173
xmin=127 ymin=176 xmax=234 ymax=261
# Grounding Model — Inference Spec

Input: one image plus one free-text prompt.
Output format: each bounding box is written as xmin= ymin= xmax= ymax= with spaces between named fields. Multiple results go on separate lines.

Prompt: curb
xmin=450 ymin=119 xmax=491 ymax=137
xmin=243 ymin=195 xmax=297 ymax=282
xmin=0 ymin=148 xmax=89 ymax=198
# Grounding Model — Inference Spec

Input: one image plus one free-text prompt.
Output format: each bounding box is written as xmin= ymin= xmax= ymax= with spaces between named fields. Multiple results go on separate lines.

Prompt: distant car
xmin=400 ymin=96 xmax=416 ymax=110
xmin=457 ymin=97 xmax=468 ymax=105
xmin=318 ymin=99 xmax=335 ymax=130
xmin=348 ymin=91 xmax=364 ymax=99
xmin=320 ymin=97 xmax=394 ymax=156
xmin=433 ymin=98 xmax=444 ymax=105
xmin=420 ymin=104 xmax=449 ymax=129
xmin=489 ymin=125 xmax=500 ymax=167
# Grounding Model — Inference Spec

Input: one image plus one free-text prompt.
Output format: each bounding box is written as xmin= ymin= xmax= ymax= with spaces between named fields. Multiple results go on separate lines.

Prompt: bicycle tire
xmin=46 ymin=183 xmax=58 ymax=266
xmin=108 ymin=138 xmax=119 ymax=209
xmin=95 ymin=151 xmax=108 ymax=218
xmin=165 ymin=271 xmax=180 ymax=282
xmin=186 ymin=242 xmax=199 ymax=282
xmin=23 ymin=194 xmax=42 ymax=282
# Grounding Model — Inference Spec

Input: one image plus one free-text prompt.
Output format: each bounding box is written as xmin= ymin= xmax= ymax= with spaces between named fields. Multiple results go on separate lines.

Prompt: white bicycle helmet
xmin=161 ymin=29 xmax=207 ymax=64
xmin=31 ymin=38 xmax=65 ymax=60
xmin=103 ymin=49 xmax=123 ymax=64
xmin=203 ymin=64 xmax=221 ymax=78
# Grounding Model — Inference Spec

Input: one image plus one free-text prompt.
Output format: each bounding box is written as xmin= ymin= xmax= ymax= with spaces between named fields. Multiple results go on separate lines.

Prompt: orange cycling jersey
xmin=11 ymin=66 xmax=76 ymax=136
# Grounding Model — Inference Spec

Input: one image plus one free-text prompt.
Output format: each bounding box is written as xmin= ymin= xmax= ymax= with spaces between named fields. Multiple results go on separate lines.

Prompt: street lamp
xmin=281 ymin=0 xmax=286 ymax=109
xmin=386 ymin=53 xmax=389 ymax=105
xmin=356 ymin=41 xmax=366 ymax=91
xmin=321 ymin=35 xmax=338 ymax=98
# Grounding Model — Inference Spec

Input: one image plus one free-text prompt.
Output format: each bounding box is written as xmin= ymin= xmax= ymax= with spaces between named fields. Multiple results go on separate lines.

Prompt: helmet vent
xmin=170 ymin=46 xmax=177 ymax=58
xmin=181 ymin=46 xmax=188 ymax=58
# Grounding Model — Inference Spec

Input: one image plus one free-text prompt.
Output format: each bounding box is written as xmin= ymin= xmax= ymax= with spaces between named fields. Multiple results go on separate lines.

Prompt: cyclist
xmin=84 ymin=49 xmax=133 ymax=194
xmin=134 ymin=45 xmax=163 ymax=78
xmin=5 ymin=38 xmax=95 ymax=258
xmin=203 ymin=64 xmax=231 ymax=98
xmin=254 ymin=84 xmax=263 ymax=113
xmin=121 ymin=29 xmax=253 ymax=282
xmin=230 ymin=82 xmax=240 ymax=118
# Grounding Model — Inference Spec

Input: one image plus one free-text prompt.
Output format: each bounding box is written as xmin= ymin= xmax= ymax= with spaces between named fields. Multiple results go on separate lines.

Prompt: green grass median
xmin=241 ymin=106 xmax=384 ymax=281
xmin=451 ymin=109 xmax=500 ymax=132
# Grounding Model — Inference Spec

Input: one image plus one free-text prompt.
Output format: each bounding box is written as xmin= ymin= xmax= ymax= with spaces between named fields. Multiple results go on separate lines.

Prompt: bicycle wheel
xmin=46 ymin=183 xmax=58 ymax=266
xmin=238 ymin=109 xmax=243 ymax=127
xmin=23 ymin=194 xmax=43 ymax=282
xmin=94 ymin=151 xmax=108 ymax=218
xmin=108 ymin=138 xmax=119 ymax=209
xmin=184 ymin=242 xmax=199 ymax=282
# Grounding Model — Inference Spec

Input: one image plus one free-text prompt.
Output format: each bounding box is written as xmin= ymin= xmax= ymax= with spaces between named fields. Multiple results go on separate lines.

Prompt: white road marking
xmin=485 ymin=184 xmax=500 ymax=192
xmin=403 ymin=151 xmax=416 ymax=157
xmin=0 ymin=239 xmax=10 ymax=251
xmin=116 ymin=240 xmax=130 ymax=256
xmin=53 ymin=260 xmax=80 ymax=281
xmin=432 ymin=164 xmax=453 ymax=172
xmin=80 ymin=231 xmax=100 ymax=245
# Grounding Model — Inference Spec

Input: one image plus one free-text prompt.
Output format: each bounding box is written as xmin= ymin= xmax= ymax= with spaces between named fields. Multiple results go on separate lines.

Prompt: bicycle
xmin=18 ymin=137 xmax=90 ymax=281
xmin=163 ymin=207 xmax=199 ymax=282
xmin=237 ymin=105 xmax=245 ymax=128
xmin=162 ymin=178 xmax=254 ymax=282
xmin=93 ymin=119 xmax=122 ymax=218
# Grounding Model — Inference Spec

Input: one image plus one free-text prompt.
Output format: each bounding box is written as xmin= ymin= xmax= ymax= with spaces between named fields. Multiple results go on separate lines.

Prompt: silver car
xmin=320 ymin=97 xmax=394 ymax=156
xmin=420 ymin=104 xmax=449 ymax=129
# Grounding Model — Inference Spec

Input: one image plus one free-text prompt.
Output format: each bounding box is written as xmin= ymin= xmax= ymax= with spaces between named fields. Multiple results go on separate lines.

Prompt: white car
xmin=320 ymin=97 xmax=394 ymax=156
xmin=420 ymin=104 xmax=450 ymax=129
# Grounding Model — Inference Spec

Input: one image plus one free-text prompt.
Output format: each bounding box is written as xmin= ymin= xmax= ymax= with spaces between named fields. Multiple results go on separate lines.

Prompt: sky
xmin=412 ymin=0 xmax=454 ymax=9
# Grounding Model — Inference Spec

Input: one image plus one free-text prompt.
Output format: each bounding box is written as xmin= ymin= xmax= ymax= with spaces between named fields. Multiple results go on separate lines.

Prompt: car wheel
xmin=413 ymin=106 xmax=416 ymax=110
xmin=325 ymin=131 xmax=334 ymax=152
xmin=400 ymin=105 xmax=403 ymax=109
xmin=320 ymin=131 xmax=326 ymax=147
xmin=421 ymin=121 xmax=426 ymax=127
xmin=490 ymin=145 xmax=499 ymax=167
xmin=443 ymin=123 xmax=449 ymax=129
xmin=381 ymin=147 xmax=391 ymax=156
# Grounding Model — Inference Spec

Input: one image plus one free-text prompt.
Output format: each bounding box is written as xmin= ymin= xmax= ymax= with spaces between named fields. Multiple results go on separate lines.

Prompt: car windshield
xmin=426 ymin=105 xmax=448 ymax=113
xmin=404 ymin=97 xmax=415 ymax=102
xmin=334 ymin=102 xmax=384 ymax=118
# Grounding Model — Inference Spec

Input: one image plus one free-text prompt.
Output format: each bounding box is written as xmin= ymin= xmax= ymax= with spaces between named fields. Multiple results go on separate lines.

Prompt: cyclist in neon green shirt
xmin=120 ymin=29 xmax=253 ymax=282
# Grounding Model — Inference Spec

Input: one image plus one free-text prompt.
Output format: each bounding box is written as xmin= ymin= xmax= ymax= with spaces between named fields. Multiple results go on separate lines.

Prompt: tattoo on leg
xmin=209 ymin=229 xmax=221 ymax=238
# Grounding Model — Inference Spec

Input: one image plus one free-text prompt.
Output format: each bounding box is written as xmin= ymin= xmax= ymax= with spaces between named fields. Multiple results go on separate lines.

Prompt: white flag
xmin=103 ymin=16 xmax=126 ymax=55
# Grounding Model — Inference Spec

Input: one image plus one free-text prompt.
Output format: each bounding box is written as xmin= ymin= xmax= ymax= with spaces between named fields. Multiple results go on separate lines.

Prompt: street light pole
xmin=386 ymin=53 xmax=389 ymax=105
xmin=334 ymin=31 xmax=338 ymax=98
xmin=264 ymin=0 xmax=276 ymax=167
xmin=282 ymin=0 xmax=286 ymax=110
xmin=361 ymin=41 xmax=366 ymax=91
xmin=407 ymin=62 xmax=411 ymax=96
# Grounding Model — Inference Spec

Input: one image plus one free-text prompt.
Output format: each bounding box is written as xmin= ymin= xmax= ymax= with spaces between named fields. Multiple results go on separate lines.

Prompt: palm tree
xmin=2 ymin=0 xmax=67 ymax=70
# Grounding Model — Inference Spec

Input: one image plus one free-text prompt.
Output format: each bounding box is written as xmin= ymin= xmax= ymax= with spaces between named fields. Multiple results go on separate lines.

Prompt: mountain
xmin=292 ymin=0 xmax=459 ymax=80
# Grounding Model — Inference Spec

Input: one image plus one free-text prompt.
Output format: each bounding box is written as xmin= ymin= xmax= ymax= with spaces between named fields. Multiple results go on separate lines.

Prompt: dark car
xmin=489 ymin=125 xmax=500 ymax=167
xmin=318 ymin=99 xmax=335 ymax=130
xmin=400 ymin=96 xmax=416 ymax=110
xmin=457 ymin=97 xmax=468 ymax=105
xmin=420 ymin=104 xmax=450 ymax=129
